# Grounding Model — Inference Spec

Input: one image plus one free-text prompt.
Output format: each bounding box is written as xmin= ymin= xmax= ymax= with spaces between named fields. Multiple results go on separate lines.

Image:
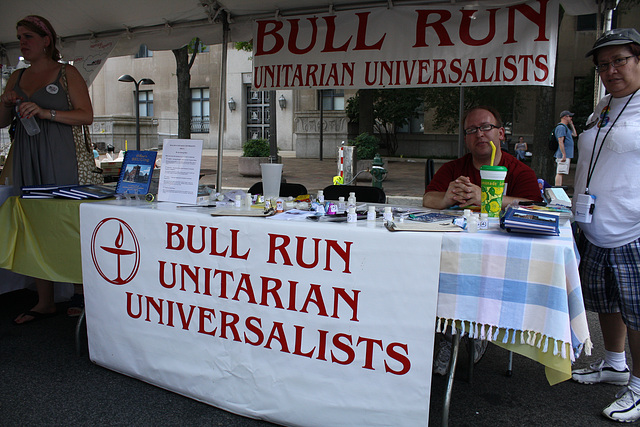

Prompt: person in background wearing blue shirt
xmin=554 ymin=111 xmax=577 ymax=186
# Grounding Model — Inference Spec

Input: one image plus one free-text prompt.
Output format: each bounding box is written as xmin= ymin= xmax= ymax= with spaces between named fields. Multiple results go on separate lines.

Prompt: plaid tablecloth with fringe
xmin=436 ymin=221 xmax=591 ymax=375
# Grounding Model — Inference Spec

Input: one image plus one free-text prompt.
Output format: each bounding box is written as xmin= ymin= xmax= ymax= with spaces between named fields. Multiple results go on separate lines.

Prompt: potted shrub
xmin=237 ymin=138 xmax=279 ymax=177
xmin=347 ymin=133 xmax=380 ymax=181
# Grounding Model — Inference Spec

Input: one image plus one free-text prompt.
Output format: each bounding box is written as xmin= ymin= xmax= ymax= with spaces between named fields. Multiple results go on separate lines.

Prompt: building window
xmin=396 ymin=107 xmax=425 ymax=134
xmin=135 ymin=44 xmax=153 ymax=58
xmin=246 ymin=87 xmax=270 ymax=141
xmin=318 ymin=89 xmax=345 ymax=110
xmin=191 ymin=88 xmax=210 ymax=133
xmin=139 ymin=90 xmax=153 ymax=117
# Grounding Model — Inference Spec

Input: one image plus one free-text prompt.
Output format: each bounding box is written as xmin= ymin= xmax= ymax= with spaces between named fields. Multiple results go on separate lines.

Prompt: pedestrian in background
xmin=554 ymin=111 xmax=577 ymax=186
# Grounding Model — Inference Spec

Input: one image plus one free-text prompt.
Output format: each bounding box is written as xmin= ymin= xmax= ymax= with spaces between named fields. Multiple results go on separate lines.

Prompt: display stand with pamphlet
xmin=115 ymin=150 xmax=157 ymax=196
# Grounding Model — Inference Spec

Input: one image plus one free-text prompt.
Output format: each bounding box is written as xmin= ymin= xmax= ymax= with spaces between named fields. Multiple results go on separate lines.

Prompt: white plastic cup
xmin=260 ymin=163 xmax=283 ymax=199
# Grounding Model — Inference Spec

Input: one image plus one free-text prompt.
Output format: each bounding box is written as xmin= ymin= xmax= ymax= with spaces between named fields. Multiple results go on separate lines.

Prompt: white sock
xmin=604 ymin=349 xmax=628 ymax=371
xmin=629 ymin=375 xmax=640 ymax=394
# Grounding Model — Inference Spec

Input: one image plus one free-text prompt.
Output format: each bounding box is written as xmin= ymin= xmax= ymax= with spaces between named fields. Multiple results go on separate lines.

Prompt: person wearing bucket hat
xmin=553 ymin=110 xmax=577 ymax=186
xmin=423 ymin=106 xmax=541 ymax=210
xmin=570 ymin=28 xmax=640 ymax=423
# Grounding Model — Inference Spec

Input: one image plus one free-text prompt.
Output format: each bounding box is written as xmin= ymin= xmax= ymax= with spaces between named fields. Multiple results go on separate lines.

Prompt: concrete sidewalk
xmin=197 ymin=150 xmax=429 ymax=205
xmin=195 ymin=150 xmax=575 ymax=205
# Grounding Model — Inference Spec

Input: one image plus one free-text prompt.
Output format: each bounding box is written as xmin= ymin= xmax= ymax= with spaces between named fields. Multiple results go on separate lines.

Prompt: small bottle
xmin=383 ymin=206 xmax=393 ymax=223
xmin=327 ymin=202 xmax=337 ymax=215
xmin=16 ymin=99 xmax=40 ymax=136
xmin=467 ymin=215 xmax=479 ymax=233
xmin=463 ymin=209 xmax=472 ymax=220
xmin=234 ymin=194 xmax=242 ymax=208
xmin=347 ymin=192 xmax=356 ymax=209
xmin=367 ymin=205 xmax=377 ymax=221
xmin=347 ymin=207 xmax=357 ymax=223
xmin=337 ymin=197 xmax=346 ymax=214
xmin=317 ymin=190 xmax=325 ymax=204
xmin=245 ymin=193 xmax=252 ymax=209
xmin=276 ymin=198 xmax=284 ymax=213
xmin=479 ymin=213 xmax=489 ymax=230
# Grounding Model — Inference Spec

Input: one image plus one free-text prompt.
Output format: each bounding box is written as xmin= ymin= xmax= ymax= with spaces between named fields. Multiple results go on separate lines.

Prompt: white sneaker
xmin=572 ymin=360 xmax=630 ymax=385
xmin=433 ymin=339 xmax=452 ymax=376
xmin=603 ymin=387 xmax=640 ymax=422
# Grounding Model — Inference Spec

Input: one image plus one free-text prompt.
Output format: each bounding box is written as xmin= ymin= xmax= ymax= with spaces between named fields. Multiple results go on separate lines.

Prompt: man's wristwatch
xmin=50 ymin=110 xmax=57 ymax=121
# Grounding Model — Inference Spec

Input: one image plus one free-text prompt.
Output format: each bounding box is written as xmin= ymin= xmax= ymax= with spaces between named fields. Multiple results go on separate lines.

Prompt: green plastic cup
xmin=480 ymin=165 xmax=507 ymax=217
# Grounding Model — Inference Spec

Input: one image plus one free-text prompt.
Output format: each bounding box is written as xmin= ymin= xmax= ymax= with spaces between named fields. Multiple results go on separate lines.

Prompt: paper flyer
xmin=157 ymin=139 xmax=203 ymax=204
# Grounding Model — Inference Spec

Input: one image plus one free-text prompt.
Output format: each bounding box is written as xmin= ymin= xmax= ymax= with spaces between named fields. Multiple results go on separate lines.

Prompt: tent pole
xmin=457 ymin=86 xmax=465 ymax=158
xmin=216 ymin=13 xmax=230 ymax=192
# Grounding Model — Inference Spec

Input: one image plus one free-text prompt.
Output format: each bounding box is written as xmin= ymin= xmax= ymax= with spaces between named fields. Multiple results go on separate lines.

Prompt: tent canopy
xmin=1 ymin=0 xmax=599 ymax=66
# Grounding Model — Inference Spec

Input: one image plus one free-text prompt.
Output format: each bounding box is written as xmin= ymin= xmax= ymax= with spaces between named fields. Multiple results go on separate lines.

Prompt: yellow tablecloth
xmin=0 ymin=196 xmax=86 ymax=283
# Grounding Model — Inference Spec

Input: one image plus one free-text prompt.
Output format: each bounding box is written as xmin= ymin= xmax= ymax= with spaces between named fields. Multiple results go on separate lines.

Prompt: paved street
xmin=0 ymin=289 xmax=620 ymax=426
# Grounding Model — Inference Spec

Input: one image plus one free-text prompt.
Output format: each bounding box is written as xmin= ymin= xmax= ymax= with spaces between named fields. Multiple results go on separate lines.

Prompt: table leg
xmin=75 ymin=308 xmax=86 ymax=356
xmin=442 ymin=333 xmax=461 ymax=427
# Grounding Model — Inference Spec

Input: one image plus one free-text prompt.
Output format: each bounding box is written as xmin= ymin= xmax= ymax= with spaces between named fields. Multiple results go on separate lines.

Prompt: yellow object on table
xmin=0 ymin=196 xmax=85 ymax=283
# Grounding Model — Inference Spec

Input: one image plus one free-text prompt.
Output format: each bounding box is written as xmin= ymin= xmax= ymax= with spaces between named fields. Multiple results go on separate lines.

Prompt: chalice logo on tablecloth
xmin=90 ymin=218 xmax=140 ymax=285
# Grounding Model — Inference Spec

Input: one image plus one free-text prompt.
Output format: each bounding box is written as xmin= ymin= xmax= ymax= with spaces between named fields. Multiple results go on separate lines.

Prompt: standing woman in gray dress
xmin=0 ymin=15 xmax=93 ymax=324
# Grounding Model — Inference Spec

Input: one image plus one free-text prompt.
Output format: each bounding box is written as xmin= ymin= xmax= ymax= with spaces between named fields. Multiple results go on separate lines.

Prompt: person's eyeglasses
xmin=595 ymin=56 xmax=636 ymax=73
xmin=464 ymin=124 xmax=499 ymax=135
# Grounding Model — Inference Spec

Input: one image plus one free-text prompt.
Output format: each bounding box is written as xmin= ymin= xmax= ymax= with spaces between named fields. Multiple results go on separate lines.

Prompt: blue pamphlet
xmin=115 ymin=150 xmax=157 ymax=196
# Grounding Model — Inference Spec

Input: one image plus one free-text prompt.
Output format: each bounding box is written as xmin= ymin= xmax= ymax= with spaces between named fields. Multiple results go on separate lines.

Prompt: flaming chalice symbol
xmin=100 ymin=224 xmax=136 ymax=284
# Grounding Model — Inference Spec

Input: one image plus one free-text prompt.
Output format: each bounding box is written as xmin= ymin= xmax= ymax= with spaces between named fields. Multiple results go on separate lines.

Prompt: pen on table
xmin=176 ymin=204 xmax=217 ymax=208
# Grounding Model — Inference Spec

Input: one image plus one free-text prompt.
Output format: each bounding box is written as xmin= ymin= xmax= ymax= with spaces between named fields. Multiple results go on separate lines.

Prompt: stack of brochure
xmin=500 ymin=206 xmax=560 ymax=236
xmin=21 ymin=184 xmax=116 ymax=200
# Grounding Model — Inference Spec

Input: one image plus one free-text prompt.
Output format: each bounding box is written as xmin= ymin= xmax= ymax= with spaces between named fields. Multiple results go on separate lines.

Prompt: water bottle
xmin=347 ymin=192 xmax=356 ymax=209
xmin=16 ymin=100 xmax=41 ymax=136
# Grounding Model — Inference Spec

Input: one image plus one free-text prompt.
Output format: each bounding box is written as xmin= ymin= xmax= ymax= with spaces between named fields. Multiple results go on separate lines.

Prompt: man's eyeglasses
xmin=464 ymin=124 xmax=499 ymax=135
xmin=596 ymin=56 xmax=636 ymax=73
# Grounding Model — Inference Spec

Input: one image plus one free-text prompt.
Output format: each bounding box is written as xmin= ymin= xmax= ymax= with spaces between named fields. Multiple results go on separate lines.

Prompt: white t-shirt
xmin=574 ymin=92 xmax=640 ymax=248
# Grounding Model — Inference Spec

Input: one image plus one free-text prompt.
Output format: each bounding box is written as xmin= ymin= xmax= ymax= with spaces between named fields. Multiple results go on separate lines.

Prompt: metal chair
xmin=424 ymin=158 xmax=435 ymax=190
xmin=248 ymin=182 xmax=308 ymax=198
xmin=322 ymin=185 xmax=386 ymax=204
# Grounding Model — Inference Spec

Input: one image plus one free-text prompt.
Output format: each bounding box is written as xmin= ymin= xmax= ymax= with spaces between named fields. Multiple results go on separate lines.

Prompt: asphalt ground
xmin=0 ymin=289 xmax=624 ymax=426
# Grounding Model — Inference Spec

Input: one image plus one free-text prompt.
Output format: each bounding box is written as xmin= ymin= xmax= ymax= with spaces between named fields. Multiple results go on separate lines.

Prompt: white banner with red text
xmin=80 ymin=201 xmax=442 ymax=426
xmin=252 ymin=0 xmax=558 ymax=89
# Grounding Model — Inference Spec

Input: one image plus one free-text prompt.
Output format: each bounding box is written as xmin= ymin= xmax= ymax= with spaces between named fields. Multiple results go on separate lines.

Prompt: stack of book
xmin=500 ymin=206 xmax=560 ymax=236
xmin=100 ymin=159 xmax=123 ymax=183
xmin=21 ymin=184 xmax=116 ymax=200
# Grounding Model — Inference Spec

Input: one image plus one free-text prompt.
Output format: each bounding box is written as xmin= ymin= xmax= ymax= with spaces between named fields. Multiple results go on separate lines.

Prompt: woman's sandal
xmin=67 ymin=293 xmax=84 ymax=317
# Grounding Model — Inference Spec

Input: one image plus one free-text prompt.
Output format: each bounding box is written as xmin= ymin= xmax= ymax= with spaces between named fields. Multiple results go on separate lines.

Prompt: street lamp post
xmin=118 ymin=74 xmax=155 ymax=151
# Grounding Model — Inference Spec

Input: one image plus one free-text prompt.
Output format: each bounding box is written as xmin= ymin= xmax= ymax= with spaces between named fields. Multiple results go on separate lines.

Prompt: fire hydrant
xmin=369 ymin=154 xmax=387 ymax=189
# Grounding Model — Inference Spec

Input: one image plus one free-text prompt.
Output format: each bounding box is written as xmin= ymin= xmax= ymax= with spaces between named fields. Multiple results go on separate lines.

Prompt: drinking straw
xmin=489 ymin=140 xmax=496 ymax=166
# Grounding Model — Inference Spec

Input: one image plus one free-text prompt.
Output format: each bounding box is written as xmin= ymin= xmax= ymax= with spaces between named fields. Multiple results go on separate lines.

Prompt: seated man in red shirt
xmin=423 ymin=106 xmax=542 ymax=209
xmin=425 ymin=106 xmax=542 ymax=376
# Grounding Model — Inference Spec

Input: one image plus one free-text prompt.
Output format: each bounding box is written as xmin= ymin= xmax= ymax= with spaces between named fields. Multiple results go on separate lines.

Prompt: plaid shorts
xmin=579 ymin=234 xmax=640 ymax=330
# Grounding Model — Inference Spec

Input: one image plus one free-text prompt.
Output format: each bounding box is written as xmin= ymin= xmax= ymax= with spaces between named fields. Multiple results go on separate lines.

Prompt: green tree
xmin=422 ymin=86 xmax=521 ymax=133
xmin=346 ymin=88 xmax=426 ymax=155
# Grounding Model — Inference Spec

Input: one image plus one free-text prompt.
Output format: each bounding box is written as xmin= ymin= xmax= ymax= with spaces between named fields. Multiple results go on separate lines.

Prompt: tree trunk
xmin=172 ymin=46 xmax=191 ymax=139
xmin=358 ymin=89 xmax=374 ymax=136
xmin=532 ymin=86 xmax=557 ymax=183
